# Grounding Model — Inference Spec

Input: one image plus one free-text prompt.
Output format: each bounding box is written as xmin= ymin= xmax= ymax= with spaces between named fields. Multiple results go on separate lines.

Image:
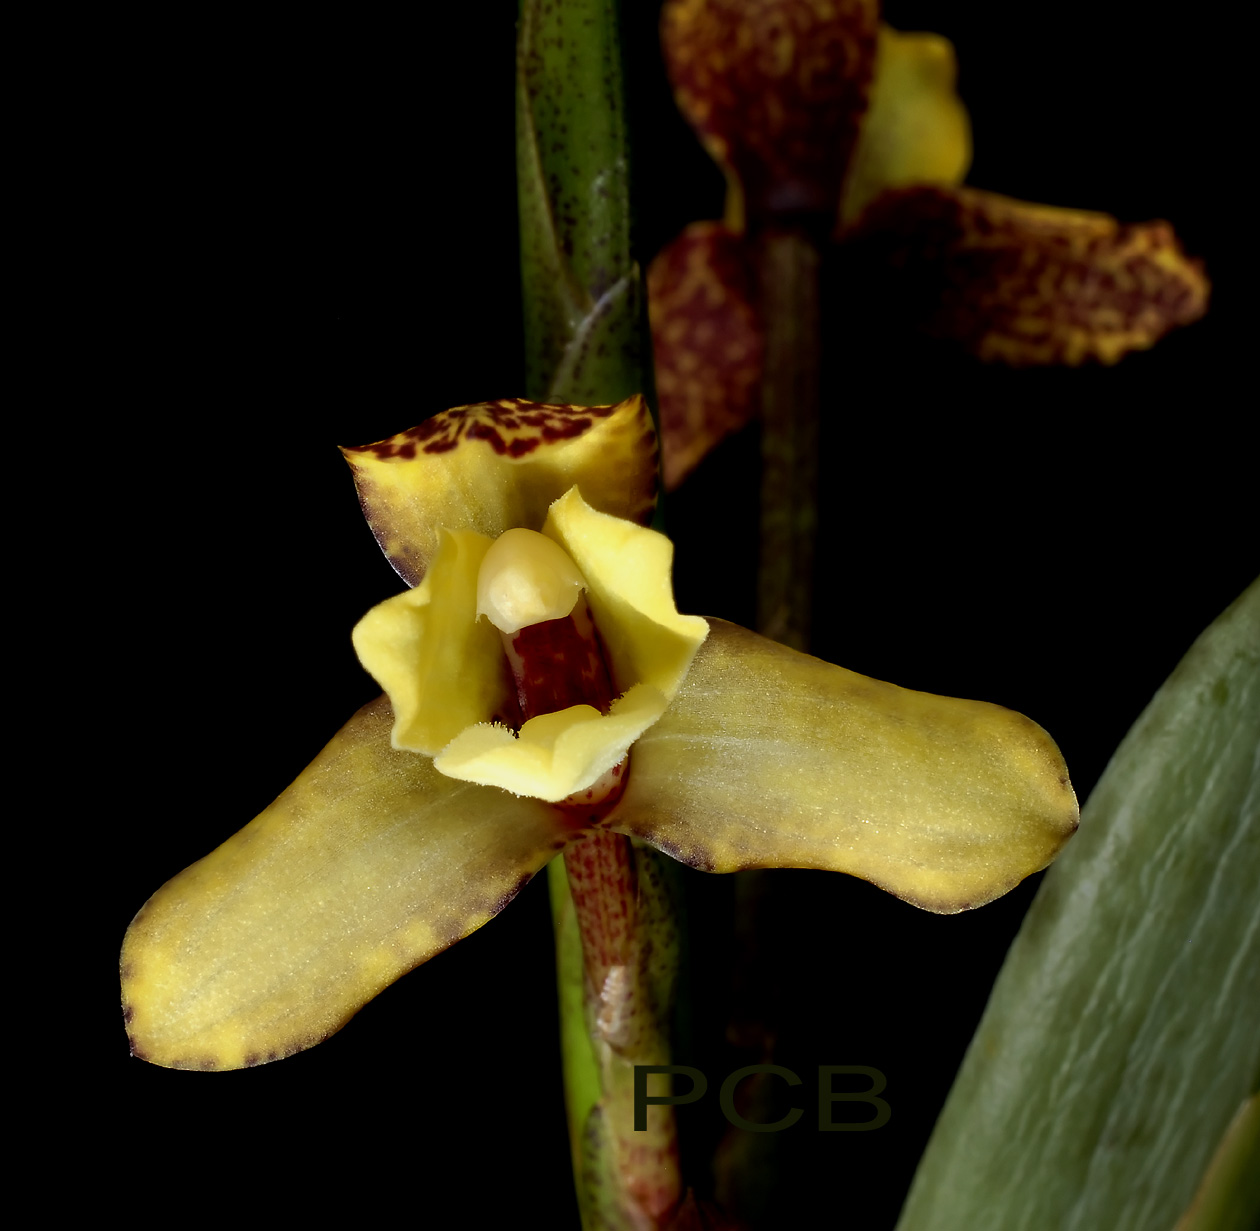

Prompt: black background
xmin=74 ymin=3 xmax=1251 ymax=1226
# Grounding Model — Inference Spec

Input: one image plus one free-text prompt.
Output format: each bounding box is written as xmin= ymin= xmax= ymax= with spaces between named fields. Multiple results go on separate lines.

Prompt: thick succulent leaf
xmin=838 ymin=25 xmax=971 ymax=226
xmin=896 ymin=579 xmax=1259 ymax=1231
xmin=647 ymin=222 xmax=763 ymax=490
xmin=340 ymin=395 xmax=657 ymax=585
xmin=843 ymin=185 xmax=1209 ymax=364
xmin=1174 ymin=1094 xmax=1260 ymax=1231
xmin=662 ymin=0 xmax=879 ymax=224
xmin=611 ymin=620 xmax=1078 ymax=913
xmin=121 ymin=696 xmax=576 ymax=1070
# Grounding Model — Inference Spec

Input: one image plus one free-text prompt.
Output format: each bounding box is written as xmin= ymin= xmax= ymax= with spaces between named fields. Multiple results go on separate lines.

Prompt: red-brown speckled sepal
xmin=648 ymin=222 xmax=764 ymax=490
xmin=341 ymin=395 xmax=657 ymax=586
xmin=843 ymin=185 xmax=1210 ymax=364
xmin=662 ymin=0 xmax=879 ymax=223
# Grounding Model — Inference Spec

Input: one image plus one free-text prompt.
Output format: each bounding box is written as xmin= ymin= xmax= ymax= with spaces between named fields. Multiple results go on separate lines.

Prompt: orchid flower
xmin=121 ymin=394 xmax=1078 ymax=1070
xmin=650 ymin=0 xmax=1211 ymax=489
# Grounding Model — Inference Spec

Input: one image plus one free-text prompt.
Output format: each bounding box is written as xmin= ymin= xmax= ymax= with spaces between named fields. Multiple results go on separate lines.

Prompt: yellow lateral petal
xmin=352 ymin=528 xmax=506 ymax=755
xmin=121 ymin=696 xmax=575 ymax=1070
xmin=341 ymin=395 xmax=657 ymax=586
xmin=427 ymin=489 xmax=708 ymax=802
xmin=839 ymin=25 xmax=972 ymax=226
xmin=543 ymin=487 xmax=709 ymax=699
xmin=610 ymin=620 xmax=1078 ymax=913
xmin=843 ymin=185 xmax=1209 ymax=364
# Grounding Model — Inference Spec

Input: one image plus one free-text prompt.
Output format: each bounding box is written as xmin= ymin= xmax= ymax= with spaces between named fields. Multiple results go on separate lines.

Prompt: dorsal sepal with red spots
xmin=341 ymin=395 xmax=657 ymax=586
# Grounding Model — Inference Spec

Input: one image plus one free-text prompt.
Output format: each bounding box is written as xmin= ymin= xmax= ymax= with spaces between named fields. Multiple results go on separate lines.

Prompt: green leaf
xmin=516 ymin=0 xmax=646 ymax=406
xmin=896 ymin=578 xmax=1260 ymax=1231
xmin=1174 ymin=1093 xmax=1260 ymax=1231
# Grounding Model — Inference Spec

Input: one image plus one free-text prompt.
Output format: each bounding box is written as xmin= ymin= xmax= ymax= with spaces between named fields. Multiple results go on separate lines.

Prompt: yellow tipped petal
xmin=121 ymin=696 xmax=574 ymax=1070
xmin=435 ymin=688 xmax=664 ymax=802
xmin=352 ymin=529 xmax=505 ymax=756
xmin=844 ymin=185 xmax=1209 ymax=364
xmin=542 ymin=487 xmax=709 ymax=699
xmin=341 ymin=395 xmax=657 ymax=586
xmin=839 ymin=25 xmax=972 ymax=226
xmin=611 ymin=620 xmax=1078 ymax=914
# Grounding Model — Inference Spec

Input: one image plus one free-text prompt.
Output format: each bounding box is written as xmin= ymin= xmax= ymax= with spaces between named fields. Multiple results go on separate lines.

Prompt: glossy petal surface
xmin=662 ymin=0 xmax=879 ymax=222
xmin=647 ymin=222 xmax=763 ymax=490
xmin=341 ymin=395 xmax=657 ymax=586
xmin=838 ymin=26 xmax=971 ymax=226
xmin=611 ymin=620 xmax=1078 ymax=913
xmin=845 ymin=186 xmax=1209 ymax=364
xmin=121 ymin=696 xmax=574 ymax=1070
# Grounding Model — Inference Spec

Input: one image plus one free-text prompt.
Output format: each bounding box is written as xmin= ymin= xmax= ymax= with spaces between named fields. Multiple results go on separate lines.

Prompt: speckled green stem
xmin=517 ymin=2 xmax=685 ymax=1226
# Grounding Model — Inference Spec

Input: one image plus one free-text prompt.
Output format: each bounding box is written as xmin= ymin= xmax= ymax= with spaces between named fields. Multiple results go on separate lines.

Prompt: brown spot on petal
xmin=663 ymin=0 xmax=879 ymax=224
xmin=341 ymin=395 xmax=657 ymax=584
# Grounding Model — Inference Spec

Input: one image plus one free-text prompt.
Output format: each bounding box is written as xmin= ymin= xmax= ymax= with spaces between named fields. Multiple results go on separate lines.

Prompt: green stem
xmin=755 ymin=228 xmax=821 ymax=652
xmin=515 ymin=2 xmax=687 ymax=1225
xmin=559 ymin=832 xmax=685 ymax=1228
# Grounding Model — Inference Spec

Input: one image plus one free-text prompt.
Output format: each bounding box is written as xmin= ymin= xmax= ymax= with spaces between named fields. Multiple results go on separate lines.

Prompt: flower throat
xmin=477 ymin=528 xmax=627 ymax=820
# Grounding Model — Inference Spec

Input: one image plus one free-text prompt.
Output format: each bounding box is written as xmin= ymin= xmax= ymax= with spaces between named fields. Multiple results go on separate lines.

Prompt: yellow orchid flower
xmin=650 ymin=0 xmax=1210 ymax=488
xmin=121 ymin=395 xmax=1078 ymax=1071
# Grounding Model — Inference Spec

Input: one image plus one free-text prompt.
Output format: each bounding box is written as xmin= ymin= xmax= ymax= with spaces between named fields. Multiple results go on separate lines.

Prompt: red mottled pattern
xmin=662 ymin=0 xmax=879 ymax=221
xmin=665 ymin=1192 xmax=739 ymax=1230
xmin=648 ymin=222 xmax=764 ymax=489
xmin=505 ymin=596 xmax=627 ymax=820
xmin=339 ymin=395 xmax=658 ymax=588
xmin=565 ymin=830 xmax=636 ymax=984
xmin=844 ymin=185 xmax=1210 ymax=364
xmin=508 ymin=603 xmax=616 ymax=720
xmin=342 ymin=398 xmax=620 ymax=462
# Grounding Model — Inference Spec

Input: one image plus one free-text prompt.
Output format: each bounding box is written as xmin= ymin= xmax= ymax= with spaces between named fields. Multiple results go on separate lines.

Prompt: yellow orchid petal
xmin=839 ymin=25 xmax=972 ymax=227
xmin=611 ymin=620 xmax=1078 ymax=914
xmin=355 ymin=487 xmax=709 ymax=804
xmin=121 ymin=696 xmax=577 ymax=1070
xmin=647 ymin=221 xmax=763 ymax=490
xmin=435 ymin=690 xmax=662 ymax=802
xmin=843 ymin=185 xmax=1209 ymax=364
xmin=351 ymin=528 xmax=506 ymax=756
xmin=542 ymin=487 xmax=709 ymax=700
xmin=341 ymin=395 xmax=657 ymax=586
xmin=662 ymin=0 xmax=880 ymax=224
